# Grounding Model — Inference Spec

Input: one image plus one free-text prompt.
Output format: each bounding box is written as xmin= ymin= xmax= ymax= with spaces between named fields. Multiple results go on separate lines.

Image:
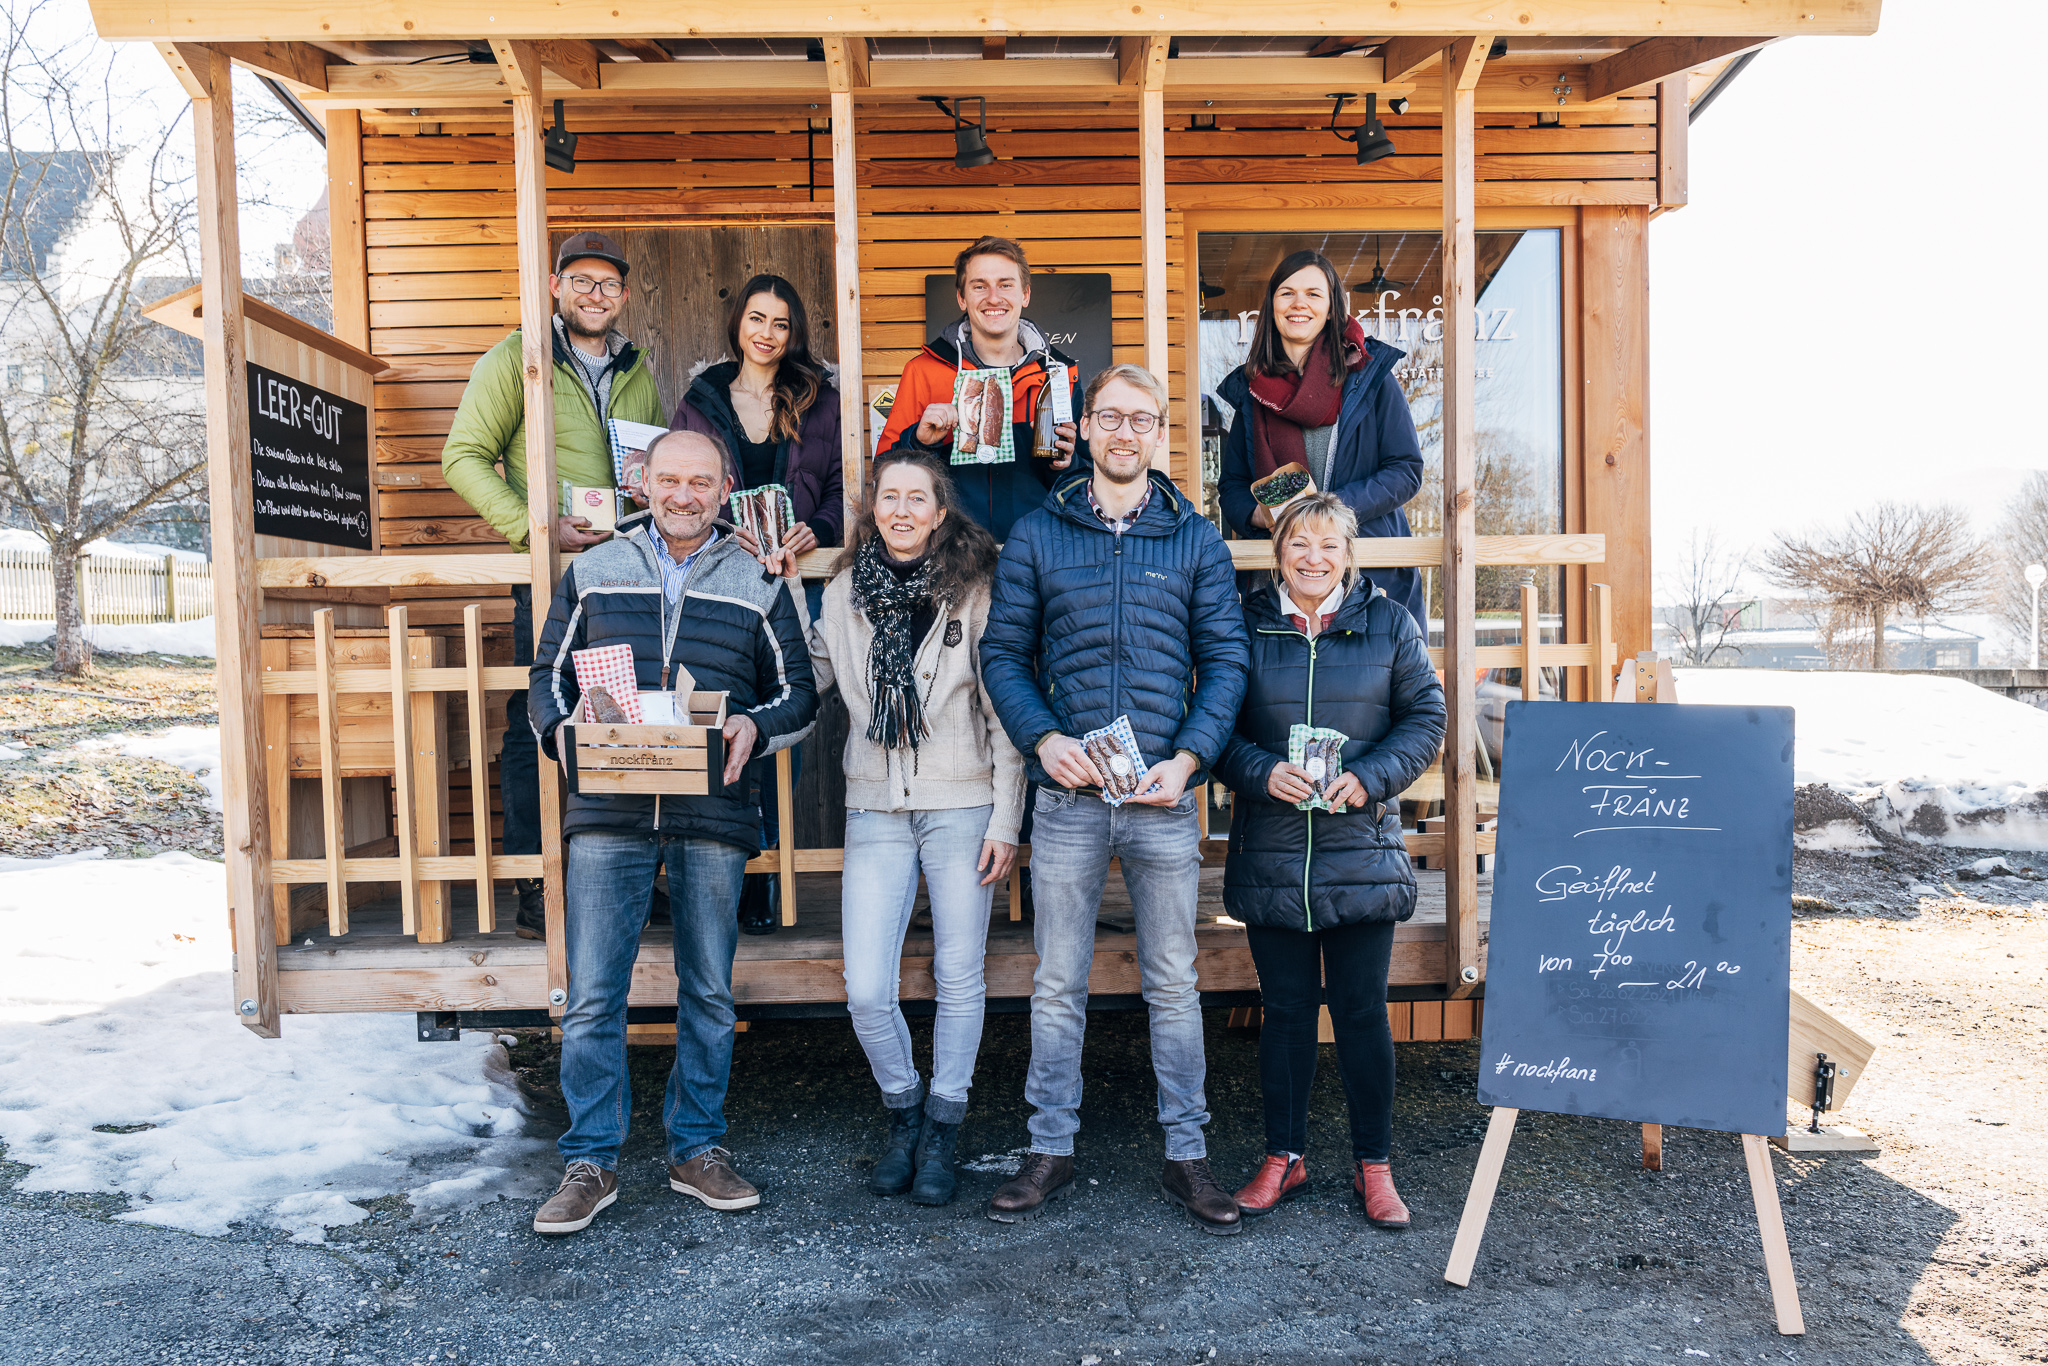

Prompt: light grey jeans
xmin=840 ymin=805 xmax=995 ymax=1125
xmin=1023 ymin=785 xmax=1210 ymax=1161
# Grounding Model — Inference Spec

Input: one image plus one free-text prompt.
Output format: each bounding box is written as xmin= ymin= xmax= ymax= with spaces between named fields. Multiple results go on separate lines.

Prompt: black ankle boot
xmin=908 ymin=1118 xmax=961 ymax=1206
xmin=738 ymin=873 xmax=778 ymax=936
xmin=514 ymin=878 xmax=545 ymax=940
xmin=869 ymin=1104 xmax=924 ymax=1196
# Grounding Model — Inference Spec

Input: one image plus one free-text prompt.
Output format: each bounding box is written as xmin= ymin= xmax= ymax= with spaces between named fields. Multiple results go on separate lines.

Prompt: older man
xmin=527 ymin=429 xmax=817 ymax=1234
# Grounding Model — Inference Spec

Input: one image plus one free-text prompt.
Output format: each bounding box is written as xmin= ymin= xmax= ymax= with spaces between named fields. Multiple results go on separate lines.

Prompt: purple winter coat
xmin=672 ymin=360 xmax=844 ymax=546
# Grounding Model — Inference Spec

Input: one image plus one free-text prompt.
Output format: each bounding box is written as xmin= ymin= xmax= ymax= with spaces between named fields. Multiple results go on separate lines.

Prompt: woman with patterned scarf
xmin=1215 ymin=249 xmax=1428 ymax=629
xmin=807 ymin=450 xmax=1025 ymax=1206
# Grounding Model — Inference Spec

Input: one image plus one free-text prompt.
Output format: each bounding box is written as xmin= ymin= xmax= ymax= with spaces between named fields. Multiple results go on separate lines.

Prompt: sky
xmin=1649 ymin=0 xmax=2047 ymax=593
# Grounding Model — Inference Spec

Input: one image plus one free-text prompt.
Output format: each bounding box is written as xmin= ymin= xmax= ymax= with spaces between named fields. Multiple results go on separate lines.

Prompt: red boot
xmin=1353 ymin=1161 xmax=1410 ymax=1229
xmin=1234 ymin=1153 xmax=1309 ymax=1217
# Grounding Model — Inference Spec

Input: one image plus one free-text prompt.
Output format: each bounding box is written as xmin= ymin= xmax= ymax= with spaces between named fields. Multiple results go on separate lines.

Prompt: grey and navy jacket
xmin=529 ymin=521 xmax=817 ymax=853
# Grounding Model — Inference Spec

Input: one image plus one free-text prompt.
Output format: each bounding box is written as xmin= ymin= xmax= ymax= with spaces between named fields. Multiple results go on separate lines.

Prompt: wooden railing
xmin=255 ymin=532 xmax=1614 ymax=944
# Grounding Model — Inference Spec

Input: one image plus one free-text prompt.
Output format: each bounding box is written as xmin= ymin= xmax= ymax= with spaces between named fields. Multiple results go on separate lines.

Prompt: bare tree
xmin=1991 ymin=471 xmax=2048 ymax=664
xmin=1762 ymin=502 xmax=1987 ymax=669
xmin=1660 ymin=529 xmax=1748 ymax=666
xmin=0 ymin=6 xmax=207 ymax=675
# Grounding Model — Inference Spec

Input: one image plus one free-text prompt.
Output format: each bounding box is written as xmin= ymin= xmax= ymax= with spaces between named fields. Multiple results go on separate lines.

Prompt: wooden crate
xmin=562 ymin=692 xmax=731 ymax=796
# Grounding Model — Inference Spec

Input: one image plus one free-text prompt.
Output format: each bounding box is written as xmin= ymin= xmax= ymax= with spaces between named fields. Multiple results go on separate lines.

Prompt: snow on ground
xmin=0 ymin=853 xmax=552 ymax=1242
xmin=0 ymin=529 xmax=206 ymax=561
xmin=1675 ymin=668 xmax=2048 ymax=849
xmin=75 ymin=725 xmax=224 ymax=811
xmin=0 ymin=616 xmax=217 ymax=656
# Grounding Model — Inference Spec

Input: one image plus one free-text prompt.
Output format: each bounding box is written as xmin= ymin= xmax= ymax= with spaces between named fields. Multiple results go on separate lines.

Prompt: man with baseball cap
xmin=442 ymin=230 xmax=668 ymax=940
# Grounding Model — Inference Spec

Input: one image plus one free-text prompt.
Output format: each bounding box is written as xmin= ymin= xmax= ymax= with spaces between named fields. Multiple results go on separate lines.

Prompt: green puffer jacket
xmin=439 ymin=326 xmax=666 ymax=550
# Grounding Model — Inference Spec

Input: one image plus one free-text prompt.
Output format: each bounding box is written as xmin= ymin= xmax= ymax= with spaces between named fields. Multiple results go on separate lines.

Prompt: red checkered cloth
xmin=571 ymin=644 xmax=643 ymax=723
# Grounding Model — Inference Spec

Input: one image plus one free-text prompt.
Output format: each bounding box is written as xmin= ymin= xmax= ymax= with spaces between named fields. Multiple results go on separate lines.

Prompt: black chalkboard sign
xmin=1476 ymin=700 xmax=1795 ymax=1135
xmin=923 ymin=272 xmax=1113 ymax=398
xmin=247 ymin=362 xmax=372 ymax=550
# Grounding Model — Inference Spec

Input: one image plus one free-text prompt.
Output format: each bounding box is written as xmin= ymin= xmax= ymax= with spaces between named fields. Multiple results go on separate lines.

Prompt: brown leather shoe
xmin=668 ymin=1147 xmax=761 ymax=1211
xmin=1161 ymin=1158 xmax=1242 ymax=1236
xmin=985 ymin=1152 xmax=1074 ymax=1223
xmin=1235 ymin=1153 xmax=1309 ymax=1217
xmin=1354 ymin=1160 xmax=1410 ymax=1229
xmin=532 ymin=1160 xmax=617 ymax=1235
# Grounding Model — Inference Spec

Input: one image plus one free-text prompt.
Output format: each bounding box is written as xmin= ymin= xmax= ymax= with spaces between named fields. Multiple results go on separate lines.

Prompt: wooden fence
xmin=0 ymin=550 xmax=215 ymax=623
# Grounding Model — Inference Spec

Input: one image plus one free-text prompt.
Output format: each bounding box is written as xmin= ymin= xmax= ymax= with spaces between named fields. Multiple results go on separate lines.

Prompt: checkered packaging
xmin=1080 ymin=714 xmax=1153 ymax=805
xmin=572 ymin=643 xmax=644 ymax=724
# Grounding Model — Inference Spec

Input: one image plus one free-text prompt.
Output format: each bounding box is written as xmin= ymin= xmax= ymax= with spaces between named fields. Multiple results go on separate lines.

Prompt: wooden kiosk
xmin=90 ymin=3 xmax=1883 ymax=1037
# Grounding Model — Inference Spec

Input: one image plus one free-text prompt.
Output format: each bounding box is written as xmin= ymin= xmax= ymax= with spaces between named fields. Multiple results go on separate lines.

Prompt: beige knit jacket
xmin=806 ymin=570 xmax=1027 ymax=846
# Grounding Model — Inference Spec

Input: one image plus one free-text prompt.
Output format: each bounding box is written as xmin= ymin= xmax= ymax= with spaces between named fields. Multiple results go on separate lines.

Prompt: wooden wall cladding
xmin=357 ymin=102 xmax=1655 ymax=549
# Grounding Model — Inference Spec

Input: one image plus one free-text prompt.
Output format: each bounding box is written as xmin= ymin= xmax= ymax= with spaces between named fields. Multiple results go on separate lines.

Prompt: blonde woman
xmin=1213 ymin=492 xmax=1446 ymax=1227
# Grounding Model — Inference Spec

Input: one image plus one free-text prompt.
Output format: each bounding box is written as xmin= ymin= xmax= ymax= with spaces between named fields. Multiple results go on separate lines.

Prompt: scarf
xmin=1247 ymin=316 xmax=1368 ymax=479
xmin=852 ymin=537 xmax=939 ymax=751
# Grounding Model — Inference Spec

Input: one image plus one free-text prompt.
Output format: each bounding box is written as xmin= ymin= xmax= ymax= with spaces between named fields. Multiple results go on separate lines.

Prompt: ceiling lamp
xmin=544 ymin=99 xmax=577 ymax=174
xmin=921 ymin=95 xmax=997 ymax=169
xmin=1354 ymin=237 xmax=1411 ymax=295
xmin=1327 ymin=92 xmax=1396 ymax=166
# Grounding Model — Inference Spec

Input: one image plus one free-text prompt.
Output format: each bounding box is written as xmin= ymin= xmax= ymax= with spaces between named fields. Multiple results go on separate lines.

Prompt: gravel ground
xmin=3 ymin=855 xmax=2044 ymax=1366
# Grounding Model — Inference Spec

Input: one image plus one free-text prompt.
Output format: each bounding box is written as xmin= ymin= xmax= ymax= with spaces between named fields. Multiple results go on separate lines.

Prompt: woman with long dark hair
xmin=673 ymin=274 xmax=844 ymax=932
xmin=807 ymin=450 xmax=1023 ymax=1208
xmin=1213 ymin=492 xmax=1445 ymax=1227
xmin=673 ymin=272 xmax=844 ymax=562
xmin=1215 ymin=250 xmax=1427 ymax=628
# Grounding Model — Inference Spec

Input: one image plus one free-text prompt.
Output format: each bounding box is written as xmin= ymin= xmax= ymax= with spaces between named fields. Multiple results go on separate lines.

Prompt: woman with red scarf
xmin=1215 ymin=250 xmax=1426 ymax=628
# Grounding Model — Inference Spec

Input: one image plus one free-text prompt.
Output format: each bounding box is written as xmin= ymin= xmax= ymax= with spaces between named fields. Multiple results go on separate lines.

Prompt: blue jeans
xmin=840 ymin=806 xmax=995 ymax=1124
xmin=1023 ymin=786 xmax=1210 ymax=1161
xmin=558 ymin=830 xmax=749 ymax=1168
xmin=501 ymin=585 xmax=540 ymax=860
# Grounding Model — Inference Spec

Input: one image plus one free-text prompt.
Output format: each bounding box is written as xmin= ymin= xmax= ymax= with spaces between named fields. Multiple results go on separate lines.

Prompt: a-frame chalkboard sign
xmin=1443 ymin=658 xmax=1806 ymax=1336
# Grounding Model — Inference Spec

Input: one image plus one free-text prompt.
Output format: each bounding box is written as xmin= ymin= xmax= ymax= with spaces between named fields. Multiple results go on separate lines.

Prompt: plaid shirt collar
xmin=649 ymin=526 xmax=719 ymax=602
xmin=1085 ymin=476 xmax=1152 ymax=536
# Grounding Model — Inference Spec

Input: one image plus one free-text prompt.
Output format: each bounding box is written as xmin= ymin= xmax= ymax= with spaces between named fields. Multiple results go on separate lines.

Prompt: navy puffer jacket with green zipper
xmin=1213 ymin=579 xmax=1445 ymax=930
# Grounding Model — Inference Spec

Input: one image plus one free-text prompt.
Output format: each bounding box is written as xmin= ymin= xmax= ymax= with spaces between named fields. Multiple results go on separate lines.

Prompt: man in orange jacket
xmin=874 ymin=236 xmax=1082 ymax=539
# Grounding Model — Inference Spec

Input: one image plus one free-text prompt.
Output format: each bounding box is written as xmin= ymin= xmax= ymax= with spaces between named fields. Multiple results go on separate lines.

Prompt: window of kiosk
xmin=1196 ymin=229 xmax=1566 ymax=708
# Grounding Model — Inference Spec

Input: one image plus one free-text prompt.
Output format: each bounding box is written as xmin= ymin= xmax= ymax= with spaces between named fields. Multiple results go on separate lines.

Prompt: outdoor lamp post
xmin=2026 ymin=563 xmax=2046 ymax=670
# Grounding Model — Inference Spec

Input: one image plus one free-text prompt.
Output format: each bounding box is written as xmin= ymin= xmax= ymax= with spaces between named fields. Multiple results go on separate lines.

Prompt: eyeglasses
xmin=1088 ymin=408 xmax=1160 ymax=434
xmin=563 ymin=274 xmax=625 ymax=299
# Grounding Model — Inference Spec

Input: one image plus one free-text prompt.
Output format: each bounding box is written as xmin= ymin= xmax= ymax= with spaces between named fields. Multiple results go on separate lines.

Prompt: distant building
xmin=1694 ymin=621 xmax=1981 ymax=670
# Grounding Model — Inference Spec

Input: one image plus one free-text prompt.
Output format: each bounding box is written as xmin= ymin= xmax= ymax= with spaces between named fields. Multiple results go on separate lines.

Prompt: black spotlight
xmin=922 ymin=95 xmax=996 ymax=169
xmin=1328 ymin=92 xmax=1395 ymax=166
xmin=543 ymin=99 xmax=577 ymax=174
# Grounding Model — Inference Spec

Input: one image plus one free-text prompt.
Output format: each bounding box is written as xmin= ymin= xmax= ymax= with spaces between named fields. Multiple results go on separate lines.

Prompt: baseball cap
xmin=554 ymin=230 xmax=630 ymax=277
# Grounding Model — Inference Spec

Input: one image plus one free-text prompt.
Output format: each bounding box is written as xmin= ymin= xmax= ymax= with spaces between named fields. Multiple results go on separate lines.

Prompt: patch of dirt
xmin=0 ymin=644 xmax=221 ymax=860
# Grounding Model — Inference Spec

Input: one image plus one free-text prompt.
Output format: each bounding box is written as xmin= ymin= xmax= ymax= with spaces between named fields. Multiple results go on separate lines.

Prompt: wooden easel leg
xmin=1741 ymin=1133 xmax=1806 ymax=1335
xmin=1445 ymin=1106 xmax=1518 ymax=1287
xmin=1642 ymin=1123 xmax=1663 ymax=1170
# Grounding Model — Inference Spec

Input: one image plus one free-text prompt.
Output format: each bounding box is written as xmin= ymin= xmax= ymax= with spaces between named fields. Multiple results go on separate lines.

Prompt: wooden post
xmin=1657 ymin=75 xmax=1689 ymax=209
xmin=777 ymin=747 xmax=797 ymax=926
xmin=410 ymin=633 xmax=452 ymax=943
xmin=1518 ymin=581 xmax=1541 ymax=701
xmin=829 ymin=83 xmax=865 ymax=527
xmin=1440 ymin=36 xmax=1488 ymax=1000
xmin=312 ymin=609 xmax=349 ymax=935
xmin=1137 ymin=37 xmax=1169 ymax=471
xmin=261 ymin=637 xmax=293 ymax=944
xmin=496 ymin=40 xmax=570 ymax=1003
xmin=1580 ymin=208 xmax=1651 ymax=666
xmin=1589 ymin=581 xmax=1616 ymax=703
xmin=1742 ymin=1133 xmax=1806 ymax=1335
xmin=162 ymin=552 xmax=177 ymax=621
xmin=388 ymin=607 xmax=421 ymax=936
xmin=463 ymin=604 xmax=496 ymax=933
xmin=326 ymin=109 xmax=370 ymax=349
xmin=190 ymin=44 xmax=277 ymax=1036
xmin=1444 ymin=1106 xmax=1517 ymax=1286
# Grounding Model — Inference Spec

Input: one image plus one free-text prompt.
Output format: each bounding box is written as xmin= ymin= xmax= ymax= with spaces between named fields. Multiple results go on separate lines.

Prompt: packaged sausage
xmin=950 ymin=366 xmax=1013 ymax=467
xmin=1287 ymin=724 xmax=1352 ymax=812
xmin=1080 ymin=715 xmax=1154 ymax=804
